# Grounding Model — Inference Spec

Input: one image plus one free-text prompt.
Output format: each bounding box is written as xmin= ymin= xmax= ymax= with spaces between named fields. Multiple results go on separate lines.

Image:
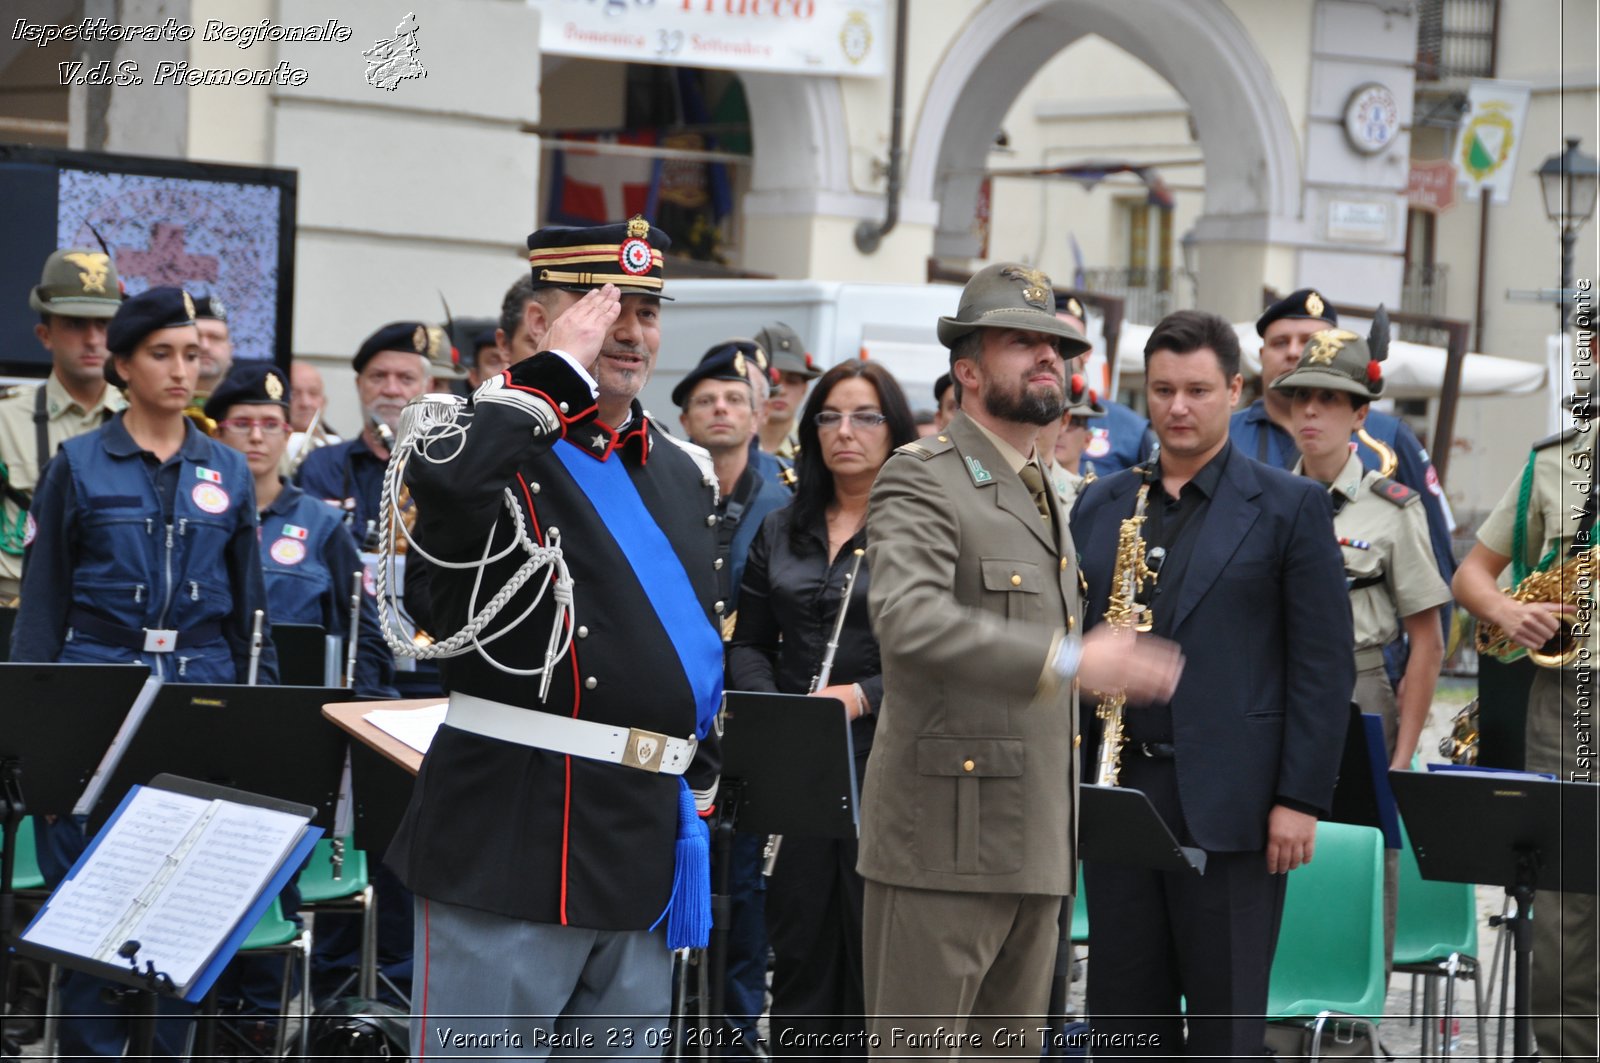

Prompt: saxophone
xmin=1092 ymin=481 xmax=1158 ymax=787
xmin=1474 ymin=548 xmax=1595 ymax=668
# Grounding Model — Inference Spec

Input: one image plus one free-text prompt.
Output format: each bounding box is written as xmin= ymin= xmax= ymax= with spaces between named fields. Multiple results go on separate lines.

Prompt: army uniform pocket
xmin=980 ymin=558 xmax=1044 ymax=623
xmin=913 ymin=736 xmax=1025 ymax=875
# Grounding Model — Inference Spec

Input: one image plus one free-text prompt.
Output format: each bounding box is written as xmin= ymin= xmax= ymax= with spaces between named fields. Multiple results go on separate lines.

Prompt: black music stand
xmin=1327 ymin=706 xmax=1401 ymax=848
xmin=708 ymin=691 xmax=858 ymax=1048
xmin=0 ymin=606 xmax=16 ymax=661
xmin=346 ymin=740 xmax=415 ymax=858
xmin=269 ymin=623 xmax=334 ymax=688
xmin=0 ymin=662 xmax=152 ymax=1022
xmin=86 ymin=684 xmax=350 ymax=834
xmin=1390 ymin=769 xmax=1599 ymax=1062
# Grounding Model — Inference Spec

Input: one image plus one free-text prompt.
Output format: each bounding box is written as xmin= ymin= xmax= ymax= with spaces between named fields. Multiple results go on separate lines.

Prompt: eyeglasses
xmin=218 ymin=418 xmax=289 ymax=437
xmin=814 ymin=410 xmax=887 ymax=430
xmin=688 ymin=391 xmax=752 ymax=410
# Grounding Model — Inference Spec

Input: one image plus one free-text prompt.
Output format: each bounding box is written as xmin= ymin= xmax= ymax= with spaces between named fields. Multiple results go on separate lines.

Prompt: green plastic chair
xmin=11 ymin=816 xmax=47 ymax=891
xmin=295 ymin=837 xmax=378 ymax=999
xmin=1395 ymin=818 xmax=1487 ymax=1057
xmin=237 ymin=897 xmax=312 ymax=1058
xmin=1070 ymin=864 xmax=1089 ymax=944
xmin=1266 ymin=822 xmax=1386 ymax=1059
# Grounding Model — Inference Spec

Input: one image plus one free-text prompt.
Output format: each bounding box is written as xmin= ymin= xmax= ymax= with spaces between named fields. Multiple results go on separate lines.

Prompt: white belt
xmin=446 ymin=691 xmax=696 ymax=775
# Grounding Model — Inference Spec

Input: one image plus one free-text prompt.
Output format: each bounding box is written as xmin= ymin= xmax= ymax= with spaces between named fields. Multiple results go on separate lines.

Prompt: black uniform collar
xmin=101 ymin=410 xmax=212 ymax=463
xmin=565 ymin=400 xmax=652 ymax=464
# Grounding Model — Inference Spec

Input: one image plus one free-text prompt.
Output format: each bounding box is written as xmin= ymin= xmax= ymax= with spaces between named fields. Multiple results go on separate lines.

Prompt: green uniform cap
xmin=937 ymin=263 xmax=1090 ymax=355
xmin=29 ymin=248 xmax=124 ymax=318
xmin=1271 ymin=328 xmax=1385 ymax=399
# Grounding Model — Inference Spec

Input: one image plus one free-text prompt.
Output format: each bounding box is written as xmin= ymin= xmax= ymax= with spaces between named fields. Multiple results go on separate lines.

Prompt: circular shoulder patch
xmin=22 ymin=512 xmax=37 ymax=547
xmin=1425 ymin=465 xmax=1442 ymax=496
xmin=269 ymin=538 xmax=307 ymax=566
xmin=618 ymin=237 xmax=653 ymax=276
xmin=191 ymin=482 xmax=230 ymax=514
xmin=1085 ymin=428 xmax=1112 ymax=459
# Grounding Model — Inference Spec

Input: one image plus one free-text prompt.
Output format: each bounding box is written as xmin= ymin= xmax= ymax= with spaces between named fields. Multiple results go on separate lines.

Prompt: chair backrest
xmin=12 ymin=816 xmax=47 ymax=890
xmin=241 ymin=897 xmax=300 ymax=951
xmin=1071 ymin=864 xmax=1088 ymax=943
xmin=1266 ymin=822 xmax=1386 ymax=1018
xmin=296 ymin=837 xmax=371 ymax=903
xmin=1394 ymin=817 xmax=1478 ymax=965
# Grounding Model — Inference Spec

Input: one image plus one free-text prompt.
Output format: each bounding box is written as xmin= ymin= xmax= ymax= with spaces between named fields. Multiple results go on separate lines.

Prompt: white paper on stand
xmin=364 ymin=703 xmax=447 ymax=755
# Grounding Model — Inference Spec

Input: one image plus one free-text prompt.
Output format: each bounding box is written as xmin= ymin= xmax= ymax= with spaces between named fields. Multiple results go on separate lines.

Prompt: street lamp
xmin=1535 ymin=136 xmax=1600 ymax=332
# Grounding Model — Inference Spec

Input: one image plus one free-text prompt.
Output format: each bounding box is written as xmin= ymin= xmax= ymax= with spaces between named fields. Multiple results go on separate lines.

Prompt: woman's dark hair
xmin=789 ymin=360 xmax=917 ymax=552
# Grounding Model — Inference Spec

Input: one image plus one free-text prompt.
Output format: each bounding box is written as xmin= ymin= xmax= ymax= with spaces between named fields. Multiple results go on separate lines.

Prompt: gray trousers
xmin=412 ymin=896 xmax=673 ymax=1059
xmin=862 ymin=879 xmax=1061 ymax=1058
xmin=1525 ymin=665 xmax=1600 ymax=1060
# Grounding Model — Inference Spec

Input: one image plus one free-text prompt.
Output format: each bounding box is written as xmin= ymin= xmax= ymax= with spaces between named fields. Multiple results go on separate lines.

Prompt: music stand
xmin=86 ymin=684 xmax=350 ymax=833
xmin=1390 ymin=769 xmax=1599 ymax=1061
xmin=268 ymin=623 xmax=335 ymax=688
xmin=0 ymin=662 xmax=153 ymax=1018
xmin=0 ymin=606 xmax=15 ymax=661
xmin=1079 ymin=785 xmax=1207 ymax=875
xmin=710 ymin=691 xmax=858 ymax=1039
xmin=346 ymin=740 xmax=417 ymax=858
xmin=1326 ymin=706 xmax=1402 ymax=848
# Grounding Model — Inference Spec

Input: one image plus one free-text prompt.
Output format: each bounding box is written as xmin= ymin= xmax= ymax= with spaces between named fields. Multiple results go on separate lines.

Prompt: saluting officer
xmin=0 ymin=248 xmax=126 ymax=602
xmin=10 ymin=286 xmax=275 ymax=1062
xmin=206 ymin=362 xmax=399 ymax=699
xmin=1273 ymin=325 xmax=1451 ymax=976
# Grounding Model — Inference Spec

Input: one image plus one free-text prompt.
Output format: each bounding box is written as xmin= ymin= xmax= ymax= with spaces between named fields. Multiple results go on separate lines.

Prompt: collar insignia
xmin=965 ymin=455 xmax=993 ymax=484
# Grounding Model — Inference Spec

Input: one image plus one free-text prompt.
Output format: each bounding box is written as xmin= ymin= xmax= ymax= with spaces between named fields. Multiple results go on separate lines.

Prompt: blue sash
xmin=553 ymin=440 xmax=723 ymax=738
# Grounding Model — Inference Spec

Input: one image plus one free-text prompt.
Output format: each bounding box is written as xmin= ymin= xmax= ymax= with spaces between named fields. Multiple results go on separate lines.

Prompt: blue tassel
xmin=651 ymin=778 xmax=711 ymax=949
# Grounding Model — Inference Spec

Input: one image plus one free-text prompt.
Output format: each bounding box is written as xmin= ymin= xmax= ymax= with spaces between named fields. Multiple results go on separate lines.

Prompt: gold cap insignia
xmin=264 ymin=372 xmax=284 ymax=401
xmin=182 ymin=290 xmax=196 ymax=320
xmin=1305 ymin=291 xmax=1325 ymax=318
xmin=732 ymin=350 xmax=746 ymax=377
xmin=1065 ymin=296 xmax=1084 ymax=320
xmin=1002 ymin=266 xmax=1053 ymax=309
xmin=1303 ymin=329 xmax=1357 ymax=366
xmin=626 ymin=215 xmax=651 ymax=239
xmin=63 ymin=252 xmax=111 ymax=294
xmin=412 ymin=325 xmax=428 ymax=353
xmin=752 ymin=346 xmax=767 ymax=371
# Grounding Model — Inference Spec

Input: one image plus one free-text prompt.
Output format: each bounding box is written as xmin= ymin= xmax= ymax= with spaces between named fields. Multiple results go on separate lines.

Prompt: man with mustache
xmin=389 ymin=219 xmax=725 ymax=1053
xmin=295 ymin=322 xmax=432 ymax=550
xmin=860 ymin=263 xmax=1182 ymax=1053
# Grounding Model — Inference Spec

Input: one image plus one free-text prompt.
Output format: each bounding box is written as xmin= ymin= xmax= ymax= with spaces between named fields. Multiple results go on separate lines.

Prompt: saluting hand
xmin=1077 ymin=627 xmax=1184 ymax=705
xmin=545 ymin=284 xmax=621 ymax=375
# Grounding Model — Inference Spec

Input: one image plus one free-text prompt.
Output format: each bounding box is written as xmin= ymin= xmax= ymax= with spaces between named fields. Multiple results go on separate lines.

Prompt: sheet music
xmin=365 ymin=702 xmax=447 ymax=754
xmin=23 ymin=787 xmax=207 ymax=960
xmin=22 ymin=786 xmax=308 ymax=991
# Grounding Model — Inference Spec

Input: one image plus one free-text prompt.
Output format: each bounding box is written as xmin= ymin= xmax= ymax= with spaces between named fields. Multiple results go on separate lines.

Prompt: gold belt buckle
xmin=621 ymin=728 xmax=669 ymax=772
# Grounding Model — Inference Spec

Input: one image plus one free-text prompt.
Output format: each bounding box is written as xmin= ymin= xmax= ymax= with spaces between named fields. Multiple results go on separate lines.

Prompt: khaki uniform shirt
xmin=1047 ymin=459 xmax=1085 ymax=512
xmin=0 ymin=374 xmax=125 ymax=593
xmin=1301 ymin=451 xmax=1451 ymax=652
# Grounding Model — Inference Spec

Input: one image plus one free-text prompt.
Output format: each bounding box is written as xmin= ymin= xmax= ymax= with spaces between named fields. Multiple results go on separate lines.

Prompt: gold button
xmin=937 ymin=435 xmax=948 ymax=442
xmin=1060 ymin=557 xmax=1068 ymax=572
xmin=963 ymin=759 xmax=975 ymax=772
xmin=1010 ymin=573 xmax=1022 ymax=586
xmin=584 ymin=676 xmax=597 ymax=690
xmin=1067 ymin=615 xmax=1075 ymax=632
xmin=1074 ymin=734 xmax=1082 ymax=749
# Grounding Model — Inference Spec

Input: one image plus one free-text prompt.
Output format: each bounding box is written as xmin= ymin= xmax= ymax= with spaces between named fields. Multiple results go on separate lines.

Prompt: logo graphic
xmin=192 ymin=482 xmax=230 ymax=514
xmin=634 ymin=735 xmax=660 ymax=767
xmin=965 ymin=455 xmax=993 ymax=484
xmin=1460 ymin=102 xmax=1515 ymax=182
xmin=364 ymin=13 xmax=426 ymax=92
xmin=270 ymin=538 xmax=307 ymax=566
xmin=1001 ymin=266 xmax=1052 ymax=308
xmin=62 ymin=252 xmax=111 ymax=294
xmin=1305 ymin=291 xmax=1325 ymax=318
xmin=840 ymin=11 xmax=873 ymax=65
xmin=1303 ymin=329 xmax=1358 ymax=366
xmin=264 ymin=372 xmax=284 ymax=401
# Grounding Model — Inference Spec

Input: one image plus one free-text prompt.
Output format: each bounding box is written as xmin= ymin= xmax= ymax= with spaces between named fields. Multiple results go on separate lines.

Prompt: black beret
xmin=1256 ymin=288 xmax=1337 ymax=337
xmin=192 ymin=294 xmax=228 ymax=322
xmin=472 ymin=326 xmax=499 ymax=354
xmin=105 ymin=286 xmax=198 ymax=387
xmin=526 ymin=215 xmax=673 ymax=300
xmin=353 ymin=321 xmax=431 ymax=373
xmin=672 ymin=340 xmax=762 ymax=408
xmin=203 ymin=361 xmax=291 ymax=421
xmin=933 ymin=373 xmax=953 ymax=404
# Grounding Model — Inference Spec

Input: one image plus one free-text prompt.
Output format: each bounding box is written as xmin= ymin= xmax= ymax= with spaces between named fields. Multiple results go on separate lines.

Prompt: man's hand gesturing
xmin=544 ymin=284 xmax=621 ymax=375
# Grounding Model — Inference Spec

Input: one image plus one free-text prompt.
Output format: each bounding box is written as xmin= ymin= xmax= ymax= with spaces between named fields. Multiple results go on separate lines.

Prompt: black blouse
xmin=727 ymin=507 xmax=881 ymax=763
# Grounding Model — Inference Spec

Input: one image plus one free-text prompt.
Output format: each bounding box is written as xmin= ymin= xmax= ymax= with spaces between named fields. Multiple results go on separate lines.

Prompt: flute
xmin=344 ymin=569 xmax=363 ymax=688
xmin=763 ymin=548 xmax=865 ymax=878
xmin=246 ymin=609 xmax=265 ymax=686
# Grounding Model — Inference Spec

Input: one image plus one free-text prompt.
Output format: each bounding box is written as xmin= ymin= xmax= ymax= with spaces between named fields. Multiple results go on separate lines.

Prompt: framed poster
xmin=0 ymin=145 xmax=296 ymax=376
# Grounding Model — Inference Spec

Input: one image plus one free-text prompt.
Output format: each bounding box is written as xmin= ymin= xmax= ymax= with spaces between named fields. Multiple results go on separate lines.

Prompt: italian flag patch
xmin=196 ymin=467 xmax=223 ymax=484
xmin=281 ymin=524 xmax=309 ymax=540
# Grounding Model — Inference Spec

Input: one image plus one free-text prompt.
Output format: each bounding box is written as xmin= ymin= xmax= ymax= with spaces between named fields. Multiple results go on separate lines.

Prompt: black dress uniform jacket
xmin=386 ymin=352 xmax=723 ymax=930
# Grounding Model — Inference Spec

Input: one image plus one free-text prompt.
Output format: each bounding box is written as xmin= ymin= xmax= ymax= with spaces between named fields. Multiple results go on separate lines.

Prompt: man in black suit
xmin=1070 ymin=310 xmax=1353 ymax=1057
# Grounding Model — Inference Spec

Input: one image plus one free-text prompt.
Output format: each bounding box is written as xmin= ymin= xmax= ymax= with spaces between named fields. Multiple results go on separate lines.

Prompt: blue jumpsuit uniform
xmin=259 ymin=480 xmax=398 ymax=699
xmin=1081 ymin=398 xmax=1156 ymax=478
xmin=10 ymin=412 xmax=275 ymax=1061
xmin=295 ymin=434 xmax=388 ymax=551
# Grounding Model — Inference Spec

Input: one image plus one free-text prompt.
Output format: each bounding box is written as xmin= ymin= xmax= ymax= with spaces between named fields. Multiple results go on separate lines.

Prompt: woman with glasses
xmin=728 ymin=360 xmax=917 ymax=1057
xmin=9 ymin=287 xmax=275 ymax=1062
xmin=207 ymin=362 xmax=397 ymax=698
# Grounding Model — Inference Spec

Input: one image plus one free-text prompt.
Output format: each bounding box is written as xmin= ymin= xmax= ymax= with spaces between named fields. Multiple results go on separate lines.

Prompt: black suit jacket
xmin=1070 ymin=442 xmax=1353 ymax=853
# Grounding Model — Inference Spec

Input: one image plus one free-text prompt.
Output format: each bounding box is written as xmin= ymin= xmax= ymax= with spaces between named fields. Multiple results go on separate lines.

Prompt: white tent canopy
xmin=1111 ymin=321 xmax=1546 ymax=399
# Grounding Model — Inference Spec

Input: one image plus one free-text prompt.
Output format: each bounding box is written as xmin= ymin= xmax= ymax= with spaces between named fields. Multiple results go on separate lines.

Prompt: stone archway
xmin=907 ymin=0 xmax=1304 ymax=316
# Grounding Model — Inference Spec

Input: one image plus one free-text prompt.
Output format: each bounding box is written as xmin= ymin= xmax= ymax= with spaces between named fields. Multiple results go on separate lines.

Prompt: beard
xmin=363 ymin=399 xmax=406 ymax=436
xmin=984 ymin=379 xmax=1065 ymax=427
